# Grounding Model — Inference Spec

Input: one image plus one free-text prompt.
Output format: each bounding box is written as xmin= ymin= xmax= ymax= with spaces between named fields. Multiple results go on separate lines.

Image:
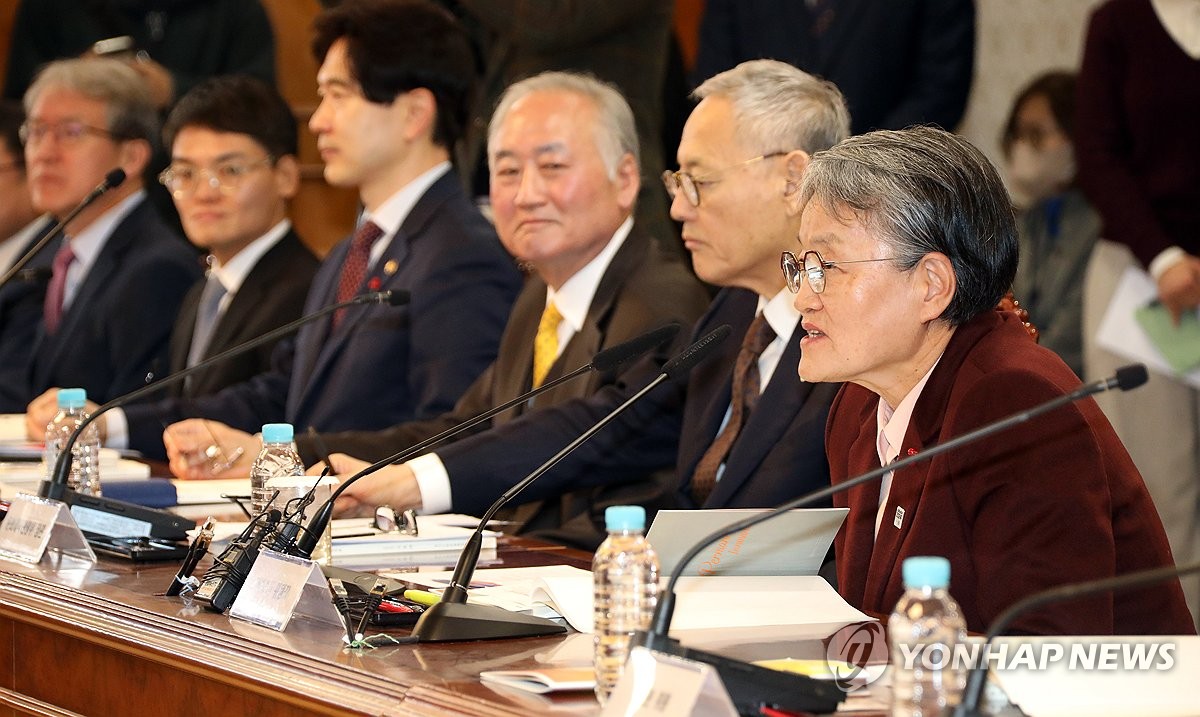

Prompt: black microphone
xmin=0 ymin=169 xmax=126 ymax=288
xmin=409 ymin=324 xmax=732 ymax=643
xmin=291 ymin=322 xmax=683 ymax=557
xmin=633 ymin=364 xmax=1150 ymax=717
xmin=38 ymin=289 xmax=409 ymax=505
xmin=953 ymin=558 xmax=1200 ymax=717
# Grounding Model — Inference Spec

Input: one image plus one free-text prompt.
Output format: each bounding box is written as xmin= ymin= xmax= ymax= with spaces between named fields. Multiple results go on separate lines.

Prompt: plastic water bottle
xmin=593 ymin=505 xmax=659 ymax=704
xmin=889 ymin=556 xmax=968 ymax=717
xmin=249 ymin=423 xmax=304 ymax=516
xmin=43 ymin=387 xmax=101 ymax=495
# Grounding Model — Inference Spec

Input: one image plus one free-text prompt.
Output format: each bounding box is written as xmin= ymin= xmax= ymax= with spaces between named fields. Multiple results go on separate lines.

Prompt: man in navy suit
xmin=326 ymin=60 xmax=847 ymax=525
xmin=157 ymin=0 xmax=521 ymax=471
xmin=18 ymin=57 xmax=201 ymax=408
xmin=0 ymin=102 xmax=55 ymax=413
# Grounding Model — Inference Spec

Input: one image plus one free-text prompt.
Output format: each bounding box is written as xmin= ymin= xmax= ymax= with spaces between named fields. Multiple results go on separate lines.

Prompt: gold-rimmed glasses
xmin=781 ymin=249 xmax=896 ymax=294
xmin=662 ymin=151 xmax=788 ymax=207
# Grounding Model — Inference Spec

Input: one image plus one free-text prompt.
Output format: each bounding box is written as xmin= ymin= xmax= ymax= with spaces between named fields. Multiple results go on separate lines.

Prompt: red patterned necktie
xmin=690 ymin=313 xmax=777 ymax=505
xmin=43 ymin=242 xmax=76 ymax=334
xmin=332 ymin=220 xmax=384 ymax=330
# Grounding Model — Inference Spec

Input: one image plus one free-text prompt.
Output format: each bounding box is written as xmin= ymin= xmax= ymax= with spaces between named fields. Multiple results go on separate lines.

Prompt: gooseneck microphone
xmin=409 ymin=324 xmax=732 ymax=643
xmin=633 ymin=365 xmax=1150 ymax=716
xmin=291 ymin=322 xmax=683 ymax=558
xmin=953 ymin=558 xmax=1200 ymax=717
xmin=0 ymin=169 xmax=126 ymax=288
xmin=39 ymin=289 xmax=409 ymax=502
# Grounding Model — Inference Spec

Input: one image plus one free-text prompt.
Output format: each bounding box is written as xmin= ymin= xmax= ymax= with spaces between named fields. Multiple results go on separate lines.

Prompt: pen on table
xmin=308 ymin=426 xmax=334 ymax=475
xmin=402 ymin=589 xmax=440 ymax=607
xmin=166 ymin=517 xmax=215 ymax=597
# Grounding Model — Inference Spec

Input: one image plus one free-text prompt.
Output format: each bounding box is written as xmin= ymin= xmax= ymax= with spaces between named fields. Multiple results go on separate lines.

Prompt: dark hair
xmin=1000 ymin=71 xmax=1077 ymax=156
xmin=312 ymin=0 xmax=474 ymax=149
xmin=0 ymin=101 xmax=25 ymax=167
xmin=163 ymin=75 xmax=298 ymax=158
xmin=800 ymin=126 xmax=1018 ymax=326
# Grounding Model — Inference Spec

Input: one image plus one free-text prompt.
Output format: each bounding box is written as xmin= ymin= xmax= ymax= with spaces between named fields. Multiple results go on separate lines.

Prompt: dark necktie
xmin=333 ymin=220 xmax=384 ymax=330
xmin=43 ymin=242 xmax=76 ymax=335
xmin=690 ymin=313 xmax=777 ymax=504
xmin=187 ymin=274 xmax=227 ymax=368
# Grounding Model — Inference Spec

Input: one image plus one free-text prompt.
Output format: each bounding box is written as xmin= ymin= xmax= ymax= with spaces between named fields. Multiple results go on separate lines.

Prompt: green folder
xmin=1134 ymin=302 xmax=1200 ymax=374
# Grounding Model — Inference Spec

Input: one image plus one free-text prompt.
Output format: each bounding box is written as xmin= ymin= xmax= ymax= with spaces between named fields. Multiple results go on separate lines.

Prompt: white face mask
xmin=1007 ymin=140 xmax=1075 ymax=202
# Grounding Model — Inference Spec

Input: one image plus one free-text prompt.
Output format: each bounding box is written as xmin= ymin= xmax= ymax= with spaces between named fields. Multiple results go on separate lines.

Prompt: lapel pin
xmin=367 ymin=277 xmax=382 ymax=291
xmin=893 ymin=506 xmax=905 ymax=530
xmin=383 ymin=259 xmax=398 ymax=276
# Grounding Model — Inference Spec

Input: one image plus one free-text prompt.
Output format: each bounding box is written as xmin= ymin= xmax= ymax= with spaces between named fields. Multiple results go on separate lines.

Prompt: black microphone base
xmin=633 ymin=631 xmax=845 ymax=716
xmin=410 ymin=600 xmax=567 ymax=642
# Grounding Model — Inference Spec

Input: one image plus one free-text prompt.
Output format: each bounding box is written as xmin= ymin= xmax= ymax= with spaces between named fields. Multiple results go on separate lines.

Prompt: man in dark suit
xmin=790 ymin=126 xmax=1192 ymax=634
xmin=695 ymin=0 xmax=975 ymax=135
xmin=158 ymin=0 xmax=521 ymax=472
xmin=0 ymin=102 xmax=55 ymax=413
xmin=25 ymin=77 xmax=321 ymax=451
xmin=18 ymin=57 xmax=201 ymax=408
xmin=302 ymin=72 xmax=709 ymax=549
xmin=327 ymin=61 xmax=847 ymax=534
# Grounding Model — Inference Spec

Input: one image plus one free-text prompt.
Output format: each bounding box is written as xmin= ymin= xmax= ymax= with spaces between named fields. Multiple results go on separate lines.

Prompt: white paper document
xmin=646 ymin=508 xmax=847 ymax=576
xmin=1097 ymin=266 xmax=1200 ymax=387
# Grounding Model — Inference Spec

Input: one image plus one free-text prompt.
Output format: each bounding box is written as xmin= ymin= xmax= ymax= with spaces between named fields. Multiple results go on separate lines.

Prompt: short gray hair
xmin=488 ymin=71 xmax=639 ymax=179
xmin=799 ymin=126 xmax=1018 ymax=325
xmin=24 ymin=58 xmax=158 ymax=146
xmin=694 ymin=59 xmax=850 ymax=155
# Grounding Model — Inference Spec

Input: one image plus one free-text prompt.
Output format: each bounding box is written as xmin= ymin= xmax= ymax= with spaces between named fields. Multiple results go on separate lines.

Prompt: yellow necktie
xmin=532 ymin=300 xmax=564 ymax=388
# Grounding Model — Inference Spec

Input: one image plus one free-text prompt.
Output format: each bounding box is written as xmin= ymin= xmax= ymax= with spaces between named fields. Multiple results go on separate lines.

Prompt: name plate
xmin=0 ymin=493 xmax=96 ymax=564
xmin=229 ymin=549 xmax=340 ymax=631
xmin=601 ymin=646 xmax=737 ymax=717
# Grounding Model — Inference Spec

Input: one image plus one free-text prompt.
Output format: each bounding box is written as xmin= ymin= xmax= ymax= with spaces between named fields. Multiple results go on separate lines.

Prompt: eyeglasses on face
xmin=780 ymin=249 xmax=896 ymax=294
xmin=19 ymin=119 xmax=125 ymax=146
xmin=661 ymin=151 xmax=788 ymax=207
xmin=158 ymin=158 xmax=274 ymax=198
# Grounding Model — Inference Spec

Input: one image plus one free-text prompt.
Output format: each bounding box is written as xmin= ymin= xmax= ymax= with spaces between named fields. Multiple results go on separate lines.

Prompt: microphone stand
xmin=39 ymin=290 xmax=408 ymax=503
xmin=632 ymin=365 xmax=1150 ymax=716
xmin=409 ymin=325 xmax=732 ymax=642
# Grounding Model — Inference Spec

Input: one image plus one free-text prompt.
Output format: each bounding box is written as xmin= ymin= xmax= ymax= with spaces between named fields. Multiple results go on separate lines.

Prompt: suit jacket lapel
xmin=491 ymin=278 xmax=542 ymax=424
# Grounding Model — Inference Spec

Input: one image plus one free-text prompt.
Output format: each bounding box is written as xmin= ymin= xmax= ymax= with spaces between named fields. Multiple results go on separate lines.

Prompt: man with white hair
xmin=326 ymin=60 xmax=848 ymax=526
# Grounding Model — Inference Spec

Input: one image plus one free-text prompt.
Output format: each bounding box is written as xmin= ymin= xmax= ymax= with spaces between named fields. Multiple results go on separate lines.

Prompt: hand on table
xmin=305 ymin=453 xmax=423 ymax=518
xmin=164 ymin=419 xmax=257 ymax=480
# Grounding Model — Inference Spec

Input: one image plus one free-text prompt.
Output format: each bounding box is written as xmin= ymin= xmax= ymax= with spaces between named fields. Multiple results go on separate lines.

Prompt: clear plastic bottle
xmin=593 ymin=505 xmax=659 ymax=704
xmin=249 ymin=423 xmax=304 ymax=516
xmin=43 ymin=387 xmax=101 ymax=496
xmin=889 ymin=556 xmax=968 ymax=717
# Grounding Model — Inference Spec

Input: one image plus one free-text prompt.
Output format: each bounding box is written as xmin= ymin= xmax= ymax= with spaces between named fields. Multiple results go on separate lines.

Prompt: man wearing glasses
xmin=17 ymin=57 xmax=200 ymax=408
xmin=328 ymin=60 xmax=848 ymax=529
xmin=24 ymin=76 xmax=320 ymax=446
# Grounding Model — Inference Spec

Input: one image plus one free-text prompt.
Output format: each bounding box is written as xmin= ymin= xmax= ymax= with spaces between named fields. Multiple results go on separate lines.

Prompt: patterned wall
xmin=960 ymin=0 xmax=1107 ymax=172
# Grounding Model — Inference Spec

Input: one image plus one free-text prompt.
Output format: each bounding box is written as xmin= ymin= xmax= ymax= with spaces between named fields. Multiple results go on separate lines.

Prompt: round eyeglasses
xmin=19 ymin=120 xmax=125 ymax=146
xmin=781 ymin=249 xmax=896 ymax=294
xmin=661 ymin=151 xmax=788 ymax=207
xmin=158 ymin=158 xmax=274 ymax=198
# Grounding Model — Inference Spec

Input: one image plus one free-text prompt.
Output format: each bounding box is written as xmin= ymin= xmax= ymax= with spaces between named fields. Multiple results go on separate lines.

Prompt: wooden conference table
xmin=0 ymin=535 xmax=616 ymax=717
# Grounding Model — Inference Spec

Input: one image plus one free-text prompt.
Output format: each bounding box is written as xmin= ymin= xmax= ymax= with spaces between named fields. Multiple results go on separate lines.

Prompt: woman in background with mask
xmin=1001 ymin=71 xmax=1099 ymax=378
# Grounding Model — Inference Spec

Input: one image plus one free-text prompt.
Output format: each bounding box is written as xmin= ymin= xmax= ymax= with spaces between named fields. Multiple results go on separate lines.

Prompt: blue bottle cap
xmin=261 ymin=423 xmax=294 ymax=444
xmin=605 ymin=505 xmax=646 ymax=532
xmin=57 ymin=388 xmax=87 ymax=410
xmin=902 ymin=556 xmax=951 ymax=589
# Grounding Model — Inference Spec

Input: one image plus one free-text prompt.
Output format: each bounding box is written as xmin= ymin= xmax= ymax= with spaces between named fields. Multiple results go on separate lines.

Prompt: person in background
xmin=316 ymin=60 xmax=846 ymax=541
xmin=1001 ymin=71 xmax=1099 ymax=378
xmin=694 ymin=0 xmax=975 ymax=135
xmin=3 ymin=0 xmax=276 ymax=111
xmin=18 ymin=57 xmax=200 ymax=408
xmin=0 ymin=102 xmax=55 ymax=412
xmin=282 ymin=71 xmax=709 ymax=549
xmin=792 ymin=125 xmax=1192 ymax=635
xmin=25 ymin=76 xmax=321 ymax=448
xmin=153 ymin=0 xmax=521 ymax=468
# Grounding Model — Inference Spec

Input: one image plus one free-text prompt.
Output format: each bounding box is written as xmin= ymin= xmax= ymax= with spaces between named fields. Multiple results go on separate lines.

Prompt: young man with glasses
xmin=25 ymin=76 xmax=321 ymax=444
xmin=16 ymin=57 xmax=200 ymax=409
xmin=326 ymin=60 xmax=850 ymax=529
